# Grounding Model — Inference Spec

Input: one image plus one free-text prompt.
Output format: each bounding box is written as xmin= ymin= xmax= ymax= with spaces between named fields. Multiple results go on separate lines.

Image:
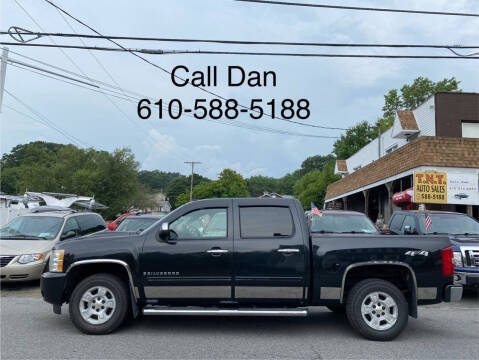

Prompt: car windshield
xmin=311 ymin=214 xmax=378 ymax=234
xmin=115 ymin=217 xmax=161 ymax=232
xmin=419 ymin=214 xmax=479 ymax=235
xmin=0 ymin=216 xmax=63 ymax=240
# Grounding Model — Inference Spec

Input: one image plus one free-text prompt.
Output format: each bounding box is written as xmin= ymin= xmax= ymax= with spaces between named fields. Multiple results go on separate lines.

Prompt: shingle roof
xmin=336 ymin=160 xmax=348 ymax=172
xmin=397 ymin=110 xmax=419 ymax=130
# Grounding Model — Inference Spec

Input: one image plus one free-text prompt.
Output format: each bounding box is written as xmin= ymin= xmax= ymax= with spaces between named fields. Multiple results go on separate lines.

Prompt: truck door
xmin=233 ymin=200 xmax=307 ymax=304
xmin=140 ymin=200 xmax=233 ymax=302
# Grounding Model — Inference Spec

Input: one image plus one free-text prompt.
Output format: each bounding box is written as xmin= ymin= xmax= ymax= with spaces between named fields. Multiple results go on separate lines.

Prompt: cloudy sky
xmin=1 ymin=0 xmax=478 ymax=179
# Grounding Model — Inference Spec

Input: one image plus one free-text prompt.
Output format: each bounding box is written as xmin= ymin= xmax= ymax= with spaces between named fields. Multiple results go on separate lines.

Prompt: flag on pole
xmin=425 ymin=214 xmax=432 ymax=230
xmin=311 ymin=202 xmax=322 ymax=217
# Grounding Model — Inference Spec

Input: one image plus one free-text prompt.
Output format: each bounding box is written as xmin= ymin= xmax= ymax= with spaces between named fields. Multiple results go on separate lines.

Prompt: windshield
xmin=0 ymin=216 xmax=63 ymax=240
xmin=419 ymin=214 xmax=479 ymax=235
xmin=311 ymin=214 xmax=378 ymax=234
xmin=115 ymin=217 xmax=160 ymax=232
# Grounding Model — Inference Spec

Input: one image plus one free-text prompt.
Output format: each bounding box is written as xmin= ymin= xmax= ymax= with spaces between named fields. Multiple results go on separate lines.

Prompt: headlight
xmin=452 ymin=252 xmax=463 ymax=267
xmin=49 ymin=250 xmax=64 ymax=272
xmin=17 ymin=253 xmax=43 ymax=264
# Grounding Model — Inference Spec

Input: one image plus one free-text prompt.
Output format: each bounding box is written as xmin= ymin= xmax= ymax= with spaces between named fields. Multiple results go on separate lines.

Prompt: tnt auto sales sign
xmin=414 ymin=171 xmax=479 ymax=205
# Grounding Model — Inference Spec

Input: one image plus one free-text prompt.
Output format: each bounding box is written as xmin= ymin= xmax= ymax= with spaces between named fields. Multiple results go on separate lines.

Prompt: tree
xmin=293 ymin=163 xmax=340 ymax=209
xmin=332 ymin=121 xmax=377 ymax=160
xmin=138 ymin=170 xmax=181 ymax=191
xmin=300 ymin=154 xmax=336 ymax=175
xmin=276 ymin=170 xmax=302 ymax=195
xmin=165 ymin=174 xmax=211 ymax=209
xmin=176 ymin=169 xmax=249 ymax=207
xmin=382 ymin=77 xmax=460 ymax=118
xmin=247 ymin=175 xmax=279 ymax=197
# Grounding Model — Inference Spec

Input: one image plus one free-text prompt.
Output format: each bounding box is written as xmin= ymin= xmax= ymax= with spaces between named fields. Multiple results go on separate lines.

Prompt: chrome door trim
xmin=277 ymin=248 xmax=300 ymax=254
xmin=66 ymin=259 xmax=138 ymax=300
xmin=206 ymin=249 xmax=229 ymax=254
xmin=235 ymin=286 xmax=303 ymax=299
xmin=340 ymin=261 xmax=418 ymax=303
xmin=144 ymin=286 xmax=231 ymax=298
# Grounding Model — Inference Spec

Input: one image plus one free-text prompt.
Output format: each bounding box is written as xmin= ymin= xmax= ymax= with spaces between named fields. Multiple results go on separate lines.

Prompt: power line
xmin=4 ymin=29 xmax=479 ymax=49
xmin=7 ymin=55 xmax=338 ymax=139
xmin=234 ymin=0 xmax=479 ymax=17
xmin=4 ymin=89 xmax=90 ymax=147
xmin=41 ymin=0 xmax=345 ymax=131
xmin=2 ymin=42 xmax=478 ymax=60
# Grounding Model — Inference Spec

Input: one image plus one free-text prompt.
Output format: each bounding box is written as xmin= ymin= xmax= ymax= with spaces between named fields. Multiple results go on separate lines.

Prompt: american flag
xmin=425 ymin=214 xmax=432 ymax=230
xmin=311 ymin=202 xmax=322 ymax=217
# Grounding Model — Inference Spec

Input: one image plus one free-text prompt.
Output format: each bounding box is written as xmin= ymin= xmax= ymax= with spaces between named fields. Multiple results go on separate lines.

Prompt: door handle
xmin=277 ymin=248 xmax=300 ymax=254
xmin=206 ymin=249 xmax=229 ymax=255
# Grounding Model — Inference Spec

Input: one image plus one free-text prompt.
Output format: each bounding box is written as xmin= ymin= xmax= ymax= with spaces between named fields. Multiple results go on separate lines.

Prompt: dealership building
xmin=324 ymin=92 xmax=479 ymax=222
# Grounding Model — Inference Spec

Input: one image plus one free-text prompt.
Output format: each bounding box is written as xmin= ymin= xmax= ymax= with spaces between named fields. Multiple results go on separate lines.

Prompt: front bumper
xmin=40 ymin=272 xmax=68 ymax=305
xmin=0 ymin=261 xmax=45 ymax=282
xmin=444 ymin=285 xmax=463 ymax=302
xmin=454 ymin=271 xmax=479 ymax=288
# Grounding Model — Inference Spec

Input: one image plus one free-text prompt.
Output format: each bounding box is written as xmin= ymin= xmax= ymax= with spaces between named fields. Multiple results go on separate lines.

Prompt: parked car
xmin=106 ymin=212 xmax=137 ymax=231
xmin=387 ymin=210 xmax=479 ymax=291
xmin=41 ymin=198 xmax=461 ymax=340
xmin=0 ymin=207 xmax=106 ymax=282
xmin=307 ymin=210 xmax=379 ymax=234
xmin=114 ymin=214 xmax=163 ymax=233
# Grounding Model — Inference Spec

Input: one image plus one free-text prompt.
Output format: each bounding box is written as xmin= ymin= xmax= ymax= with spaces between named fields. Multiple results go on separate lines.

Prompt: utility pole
xmin=184 ymin=161 xmax=201 ymax=202
xmin=0 ymin=47 xmax=9 ymax=114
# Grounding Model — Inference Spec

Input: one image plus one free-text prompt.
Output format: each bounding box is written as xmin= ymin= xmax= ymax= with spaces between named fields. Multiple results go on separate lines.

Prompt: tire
xmin=346 ymin=279 xmax=408 ymax=341
xmin=326 ymin=304 xmax=346 ymax=314
xmin=69 ymin=273 xmax=129 ymax=335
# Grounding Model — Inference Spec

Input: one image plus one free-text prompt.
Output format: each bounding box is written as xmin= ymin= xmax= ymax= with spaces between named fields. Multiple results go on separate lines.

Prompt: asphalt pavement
xmin=1 ymin=281 xmax=478 ymax=360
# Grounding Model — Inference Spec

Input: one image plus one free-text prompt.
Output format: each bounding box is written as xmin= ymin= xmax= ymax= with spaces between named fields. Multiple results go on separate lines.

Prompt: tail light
xmin=441 ymin=246 xmax=454 ymax=276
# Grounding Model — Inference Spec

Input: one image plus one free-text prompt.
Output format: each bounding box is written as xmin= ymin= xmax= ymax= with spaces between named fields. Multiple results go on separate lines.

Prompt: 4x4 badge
xmin=405 ymin=250 xmax=429 ymax=257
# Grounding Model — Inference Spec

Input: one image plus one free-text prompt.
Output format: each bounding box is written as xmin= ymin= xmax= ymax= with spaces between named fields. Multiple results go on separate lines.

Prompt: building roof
xmin=325 ymin=136 xmax=479 ymax=201
xmin=336 ymin=160 xmax=348 ymax=172
xmin=397 ymin=110 xmax=419 ymax=130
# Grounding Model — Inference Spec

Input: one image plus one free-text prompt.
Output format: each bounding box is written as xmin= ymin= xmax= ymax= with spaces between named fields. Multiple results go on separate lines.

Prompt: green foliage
xmin=247 ymin=175 xmax=280 ymax=197
xmin=300 ymin=154 xmax=336 ymax=175
xmin=138 ymin=170 xmax=181 ymax=191
xmin=294 ymin=163 xmax=340 ymax=209
xmin=165 ymin=174 xmax=211 ymax=209
xmin=332 ymin=121 xmax=377 ymax=159
xmin=276 ymin=170 xmax=302 ymax=195
xmin=176 ymin=169 xmax=249 ymax=207
xmin=0 ymin=141 xmax=141 ymax=218
xmin=382 ymin=77 xmax=460 ymax=118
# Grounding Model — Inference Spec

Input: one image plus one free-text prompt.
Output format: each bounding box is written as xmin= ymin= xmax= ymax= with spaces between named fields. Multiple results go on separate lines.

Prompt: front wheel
xmin=346 ymin=279 xmax=408 ymax=341
xmin=69 ymin=273 xmax=129 ymax=334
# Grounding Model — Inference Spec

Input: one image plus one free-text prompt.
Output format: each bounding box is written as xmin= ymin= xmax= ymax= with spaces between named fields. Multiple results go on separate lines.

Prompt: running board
xmin=142 ymin=306 xmax=308 ymax=317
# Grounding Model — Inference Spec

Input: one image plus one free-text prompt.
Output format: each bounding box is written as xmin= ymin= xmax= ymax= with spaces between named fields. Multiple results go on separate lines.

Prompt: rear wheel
xmin=346 ymin=279 xmax=408 ymax=341
xmin=69 ymin=273 xmax=129 ymax=334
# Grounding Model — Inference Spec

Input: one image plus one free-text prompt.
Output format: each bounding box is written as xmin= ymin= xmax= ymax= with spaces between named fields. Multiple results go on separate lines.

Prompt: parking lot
xmin=1 ymin=281 xmax=478 ymax=360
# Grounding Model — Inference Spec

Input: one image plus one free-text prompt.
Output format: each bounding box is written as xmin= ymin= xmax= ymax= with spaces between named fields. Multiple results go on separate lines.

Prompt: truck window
xmin=401 ymin=216 xmax=416 ymax=234
xmin=76 ymin=214 xmax=106 ymax=235
xmin=62 ymin=217 xmax=81 ymax=237
xmin=239 ymin=206 xmax=294 ymax=238
xmin=389 ymin=214 xmax=405 ymax=234
xmin=170 ymin=208 xmax=227 ymax=239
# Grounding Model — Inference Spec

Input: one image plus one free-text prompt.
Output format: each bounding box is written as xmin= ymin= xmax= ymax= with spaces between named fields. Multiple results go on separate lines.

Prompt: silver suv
xmin=0 ymin=208 xmax=106 ymax=282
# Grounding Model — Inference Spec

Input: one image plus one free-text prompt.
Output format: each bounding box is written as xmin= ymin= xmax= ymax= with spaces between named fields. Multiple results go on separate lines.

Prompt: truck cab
xmin=387 ymin=210 xmax=479 ymax=291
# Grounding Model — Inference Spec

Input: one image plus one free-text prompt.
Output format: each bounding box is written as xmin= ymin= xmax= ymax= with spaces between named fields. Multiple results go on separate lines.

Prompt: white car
xmin=0 ymin=208 xmax=106 ymax=282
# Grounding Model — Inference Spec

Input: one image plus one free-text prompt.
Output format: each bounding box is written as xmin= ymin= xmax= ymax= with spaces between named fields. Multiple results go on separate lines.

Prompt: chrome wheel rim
xmin=361 ymin=291 xmax=398 ymax=331
xmin=79 ymin=286 xmax=116 ymax=325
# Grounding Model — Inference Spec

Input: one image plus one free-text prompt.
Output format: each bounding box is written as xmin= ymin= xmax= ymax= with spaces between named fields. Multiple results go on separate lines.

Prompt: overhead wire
xmin=2 ymin=42 xmax=478 ymax=60
xmin=3 ymin=29 xmax=478 ymax=49
xmin=234 ymin=0 xmax=479 ymax=17
xmin=41 ymin=0 xmax=347 ymax=131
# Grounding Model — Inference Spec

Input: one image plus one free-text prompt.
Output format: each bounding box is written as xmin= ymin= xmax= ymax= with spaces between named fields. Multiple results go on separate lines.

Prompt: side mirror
xmin=404 ymin=225 xmax=416 ymax=235
xmin=61 ymin=230 xmax=76 ymax=240
xmin=159 ymin=222 xmax=170 ymax=240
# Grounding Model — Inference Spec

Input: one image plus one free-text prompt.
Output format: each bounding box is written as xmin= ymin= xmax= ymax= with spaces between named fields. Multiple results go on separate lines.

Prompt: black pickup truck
xmin=41 ymin=198 xmax=462 ymax=340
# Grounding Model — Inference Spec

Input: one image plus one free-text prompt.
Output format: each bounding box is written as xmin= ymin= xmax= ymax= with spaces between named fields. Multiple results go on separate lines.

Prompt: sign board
xmin=446 ymin=173 xmax=479 ymax=205
xmin=414 ymin=171 xmax=479 ymax=205
xmin=413 ymin=172 xmax=447 ymax=204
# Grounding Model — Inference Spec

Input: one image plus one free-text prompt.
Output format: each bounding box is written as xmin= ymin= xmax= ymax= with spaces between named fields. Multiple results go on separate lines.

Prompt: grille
xmin=466 ymin=250 xmax=479 ymax=267
xmin=0 ymin=255 xmax=16 ymax=267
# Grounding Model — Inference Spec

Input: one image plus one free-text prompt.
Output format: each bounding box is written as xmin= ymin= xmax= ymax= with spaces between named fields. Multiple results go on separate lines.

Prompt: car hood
xmin=0 ymin=239 xmax=55 ymax=255
xmin=61 ymin=230 xmax=139 ymax=245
